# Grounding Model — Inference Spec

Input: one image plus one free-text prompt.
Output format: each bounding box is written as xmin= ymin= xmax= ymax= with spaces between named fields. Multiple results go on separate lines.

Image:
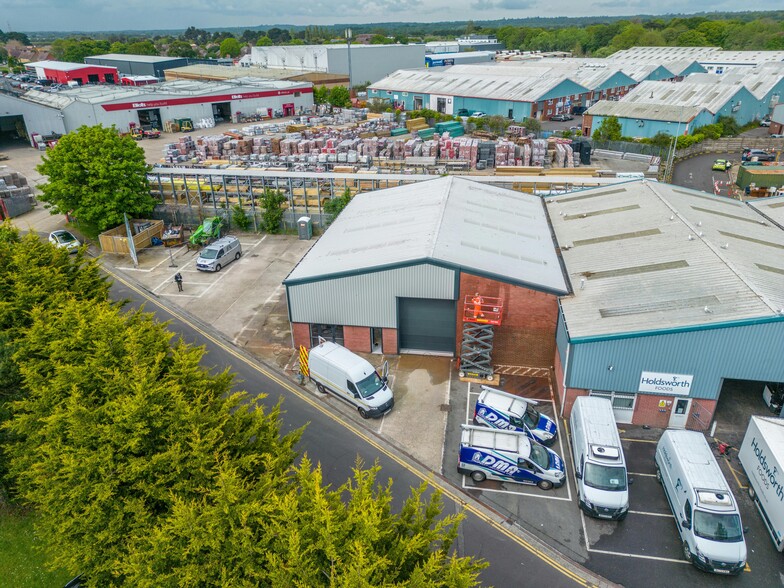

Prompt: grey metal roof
xmin=748 ymin=195 xmax=784 ymax=230
xmin=586 ymin=78 xmax=743 ymax=120
xmin=685 ymin=69 xmax=784 ymax=100
xmin=88 ymin=53 xmax=184 ymax=64
xmin=608 ymin=47 xmax=721 ymax=61
xmin=548 ymin=181 xmax=784 ymax=339
xmin=284 ymin=176 xmax=568 ymax=293
xmin=370 ymin=67 xmax=586 ymax=102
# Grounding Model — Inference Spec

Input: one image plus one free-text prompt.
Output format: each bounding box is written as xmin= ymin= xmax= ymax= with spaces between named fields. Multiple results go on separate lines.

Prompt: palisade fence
xmin=673 ymin=137 xmax=784 ymax=160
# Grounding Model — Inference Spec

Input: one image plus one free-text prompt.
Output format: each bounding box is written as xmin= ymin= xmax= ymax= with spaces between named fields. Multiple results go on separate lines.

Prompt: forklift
xmin=176 ymin=118 xmax=193 ymax=132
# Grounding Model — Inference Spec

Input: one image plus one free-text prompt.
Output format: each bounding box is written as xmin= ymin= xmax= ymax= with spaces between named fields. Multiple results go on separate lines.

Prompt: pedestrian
xmin=174 ymin=272 xmax=183 ymax=292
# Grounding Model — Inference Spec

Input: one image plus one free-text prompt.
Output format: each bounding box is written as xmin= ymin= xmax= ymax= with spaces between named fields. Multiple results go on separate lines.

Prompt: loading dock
xmin=398 ymin=297 xmax=456 ymax=353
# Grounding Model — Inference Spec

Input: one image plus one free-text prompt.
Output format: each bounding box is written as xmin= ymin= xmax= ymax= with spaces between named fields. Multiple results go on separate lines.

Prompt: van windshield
xmin=584 ymin=463 xmax=627 ymax=491
xmin=523 ymin=406 xmax=541 ymax=429
xmin=529 ymin=443 xmax=550 ymax=470
xmin=356 ymin=373 xmax=384 ymax=398
xmin=694 ymin=511 xmax=743 ymax=543
xmin=200 ymin=249 xmax=218 ymax=259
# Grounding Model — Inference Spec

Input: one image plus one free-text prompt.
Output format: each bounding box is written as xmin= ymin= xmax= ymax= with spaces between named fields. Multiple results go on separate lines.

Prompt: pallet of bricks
xmin=550 ymin=138 xmax=575 ymax=168
xmin=438 ymin=134 xmax=479 ymax=169
xmin=162 ymin=136 xmax=196 ymax=164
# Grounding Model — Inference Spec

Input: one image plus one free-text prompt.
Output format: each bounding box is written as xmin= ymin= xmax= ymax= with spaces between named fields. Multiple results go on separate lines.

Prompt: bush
xmin=260 ymin=189 xmax=286 ymax=233
xmin=231 ymin=204 xmax=251 ymax=231
xmin=693 ymin=123 xmax=723 ymax=140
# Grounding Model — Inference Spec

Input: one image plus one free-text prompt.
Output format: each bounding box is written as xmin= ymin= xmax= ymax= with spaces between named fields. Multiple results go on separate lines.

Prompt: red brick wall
xmin=292 ymin=322 xmax=310 ymax=349
xmin=632 ymin=394 xmax=673 ymax=429
xmin=583 ymin=114 xmax=593 ymax=137
xmin=344 ymin=326 xmax=371 ymax=353
xmin=458 ymin=272 xmax=559 ymax=368
xmin=562 ymin=388 xmax=589 ymax=419
xmin=687 ymin=399 xmax=716 ymax=432
xmin=382 ymin=328 xmax=398 ymax=354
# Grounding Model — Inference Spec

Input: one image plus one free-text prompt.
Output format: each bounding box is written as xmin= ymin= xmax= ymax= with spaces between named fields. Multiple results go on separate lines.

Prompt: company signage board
xmin=639 ymin=371 xmax=693 ymax=395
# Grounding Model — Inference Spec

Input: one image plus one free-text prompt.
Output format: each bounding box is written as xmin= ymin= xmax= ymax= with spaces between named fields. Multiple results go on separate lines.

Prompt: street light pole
xmin=345 ymin=28 xmax=353 ymax=92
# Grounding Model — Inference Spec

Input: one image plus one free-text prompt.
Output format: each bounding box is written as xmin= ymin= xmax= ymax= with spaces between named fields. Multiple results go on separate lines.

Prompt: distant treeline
xmin=10 ymin=11 xmax=784 ymax=61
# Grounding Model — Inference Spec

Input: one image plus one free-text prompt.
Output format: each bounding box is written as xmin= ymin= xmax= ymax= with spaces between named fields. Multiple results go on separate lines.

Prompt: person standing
xmin=174 ymin=272 xmax=183 ymax=292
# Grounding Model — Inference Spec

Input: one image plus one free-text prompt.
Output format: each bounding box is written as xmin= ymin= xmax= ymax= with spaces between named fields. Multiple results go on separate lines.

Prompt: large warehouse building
xmin=0 ymin=78 xmax=313 ymax=142
xmin=25 ymin=60 xmax=119 ymax=85
xmin=85 ymin=54 xmax=189 ymax=78
xmin=285 ymin=177 xmax=784 ymax=430
xmin=245 ymin=44 xmax=426 ymax=86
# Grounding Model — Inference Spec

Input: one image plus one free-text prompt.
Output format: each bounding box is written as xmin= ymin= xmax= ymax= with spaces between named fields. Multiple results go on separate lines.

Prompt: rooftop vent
xmin=590 ymin=444 xmax=620 ymax=460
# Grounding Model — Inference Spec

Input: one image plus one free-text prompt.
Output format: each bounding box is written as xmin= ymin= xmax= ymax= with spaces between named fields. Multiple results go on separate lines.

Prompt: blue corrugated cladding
xmin=644 ymin=65 xmax=676 ymax=81
xmin=679 ymin=62 xmax=707 ymax=76
xmin=594 ymin=71 xmax=637 ymax=93
xmin=367 ymin=89 xmax=534 ymax=120
xmin=567 ymin=320 xmax=784 ymax=399
xmin=538 ymin=79 xmax=589 ymax=102
xmin=712 ymin=87 xmax=763 ymax=126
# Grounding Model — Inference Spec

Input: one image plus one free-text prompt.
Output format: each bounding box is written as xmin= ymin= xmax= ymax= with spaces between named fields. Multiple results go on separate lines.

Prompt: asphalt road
xmin=672 ymin=151 xmax=737 ymax=194
xmin=105 ymin=268 xmax=601 ymax=587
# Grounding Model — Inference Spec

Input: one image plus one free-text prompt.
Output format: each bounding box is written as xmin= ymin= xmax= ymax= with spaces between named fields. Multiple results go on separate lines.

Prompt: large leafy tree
xmin=328 ymin=85 xmax=351 ymax=108
xmin=219 ymin=37 xmax=242 ymax=58
xmin=592 ymin=116 xmax=623 ymax=141
xmin=37 ymin=125 xmax=156 ymax=231
xmin=6 ymin=299 xmax=301 ymax=585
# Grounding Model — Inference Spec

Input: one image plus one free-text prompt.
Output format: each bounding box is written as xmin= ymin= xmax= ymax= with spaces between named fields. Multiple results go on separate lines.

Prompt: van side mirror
xmin=681 ymin=520 xmax=691 ymax=530
xmin=628 ymin=477 xmax=634 ymax=485
xmin=575 ymin=471 xmax=582 ymax=480
xmin=743 ymin=526 xmax=749 ymax=534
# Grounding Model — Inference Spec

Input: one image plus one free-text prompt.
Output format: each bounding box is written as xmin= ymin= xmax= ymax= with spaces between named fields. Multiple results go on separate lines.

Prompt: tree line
xmin=0 ymin=214 xmax=485 ymax=585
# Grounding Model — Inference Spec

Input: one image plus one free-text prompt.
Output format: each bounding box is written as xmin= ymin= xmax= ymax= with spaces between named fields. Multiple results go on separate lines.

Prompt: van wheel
xmin=235 ymin=252 xmax=241 ymax=260
xmin=682 ymin=541 xmax=692 ymax=562
xmin=316 ymin=383 xmax=326 ymax=394
xmin=471 ymin=471 xmax=486 ymax=483
xmin=655 ymin=466 xmax=662 ymax=484
xmin=537 ymin=480 xmax=554 ymax=491
xmin=358 ymin=407 xmax=369 ymax=419
xmin=748 ymin=486 xmax=756 ymax=500
xmin=458 ymin=371 xmax=466 ymax=378
xmin=215 ymin=264 xmax=222 ymax=272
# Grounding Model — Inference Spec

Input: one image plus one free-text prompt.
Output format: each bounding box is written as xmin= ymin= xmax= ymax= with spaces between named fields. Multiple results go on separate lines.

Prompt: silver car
xmin=48 ymin=230 xmax=81 ymax=253
xmin=195 ymin=236 xmax=242 ymax=272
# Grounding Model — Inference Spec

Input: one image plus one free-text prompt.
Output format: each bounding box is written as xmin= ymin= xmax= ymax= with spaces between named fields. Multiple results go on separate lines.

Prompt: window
xmin=310 ymin=324 xmax=344 ymax=347
xmin=294 ymin=91 xmax=301 ymax=97
xmin=684 ymin=500 xmax=692 ymax=526
xmin=589 ymin=391 xmax=636 ymax=424
xmin=347 ymin=381 xmax=358 ymax=396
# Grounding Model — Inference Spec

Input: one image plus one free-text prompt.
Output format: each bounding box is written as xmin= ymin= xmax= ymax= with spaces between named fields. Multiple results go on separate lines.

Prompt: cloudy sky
xmin=3 ymin=0 xmax=766 ymax=32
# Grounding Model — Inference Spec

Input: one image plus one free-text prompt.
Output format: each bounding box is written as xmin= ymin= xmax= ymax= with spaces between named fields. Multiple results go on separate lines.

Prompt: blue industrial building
xmin=548 ymin=181 xmax=784 ymax=429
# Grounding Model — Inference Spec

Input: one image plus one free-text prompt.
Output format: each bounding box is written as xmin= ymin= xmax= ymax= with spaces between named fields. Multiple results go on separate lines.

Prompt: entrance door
xmin=589 ymin=391 xmax=636 ymax=424
xmin=370 ymin=328 xmax=382 ymax=354
xmin=413 ymin=96 xmax=423 ymax=110
xmin=436 ymin=97 xmax=446 ymax=114
xmin=669 ymin=398 xmax=691 ymax=429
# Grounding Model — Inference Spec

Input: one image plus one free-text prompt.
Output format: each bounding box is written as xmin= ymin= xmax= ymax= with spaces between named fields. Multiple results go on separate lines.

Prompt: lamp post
xmin=345 ymin=28 xmax=353 ymax=92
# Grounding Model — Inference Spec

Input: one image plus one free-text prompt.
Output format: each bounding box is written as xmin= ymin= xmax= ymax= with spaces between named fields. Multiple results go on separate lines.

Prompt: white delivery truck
xmin=570 ymin=396 xmax=630 ymax=520
xmin=656 ymin=430 xmax=747 ymax=575
xmin=458 ymin=424 xmax=565 ymax=490
xmin=307 ymin=341 xmax=394 ymax=419
xmin=738 ymin=415 xmax=784 ymax=552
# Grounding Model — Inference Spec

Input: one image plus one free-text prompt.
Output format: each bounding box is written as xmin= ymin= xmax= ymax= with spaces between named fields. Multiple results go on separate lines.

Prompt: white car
xmin=49 ymin=230 xmax=81 ymax=253
xmin=471 ymin=111 xmax=487 ymax=118
xmin=759 ymin=119 xmax=771 ymax=127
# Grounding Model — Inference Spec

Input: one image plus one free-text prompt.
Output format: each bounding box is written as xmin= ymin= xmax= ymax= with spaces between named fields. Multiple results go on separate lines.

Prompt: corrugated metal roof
xmin=20 ymin=77 xmax=310 ymax=108
xmin=586 ymin=78 xmax=742 ymax=119
xmin=685 ymin=70 xmax=784 ymax=100
xmin=608 ymin=47 xmax=721 ymax=61
xmin=548 ymin=181 xmax=784 ymax=338
xmin=26 ymin=60 xmax=114 ymax=72
xmin=370 ymin=67 xmax=586 ymax=102
xmin=284 ymin=176 xmax=568 ymax=293
xmin=749 ymin=195 xmax=784 ymax=228
xmin=88 ymin=53 xmax=184 ymax=64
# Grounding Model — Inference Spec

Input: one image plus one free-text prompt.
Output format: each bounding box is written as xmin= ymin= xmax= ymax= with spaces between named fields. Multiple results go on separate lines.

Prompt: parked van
xmin=196 ymin=236 xmax=242 ymax=272
xmin=458 ymin=424 xmax=565 ymax=490
xmin=308 ymin=341 xmax=394 ymax=419
xmin=570 ymin=396 xmax=629 ymax=520
xmin=474 ymin=385 xmax=557 ymax=446
xmin=656 ymin=430 xmax=747 ymax=575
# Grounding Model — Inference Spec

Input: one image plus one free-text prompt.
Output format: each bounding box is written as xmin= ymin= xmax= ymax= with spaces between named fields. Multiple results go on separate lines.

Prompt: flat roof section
xmin=548 ymin=181 xmax=784 ymax=339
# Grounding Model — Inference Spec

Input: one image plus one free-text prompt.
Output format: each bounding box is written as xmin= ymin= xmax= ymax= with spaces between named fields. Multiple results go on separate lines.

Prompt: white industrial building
xmin=0 ymin=78 xmax=313 ymax=144
xmin=244 ymin=44 xmax=425 ymax=86
xmin=610 ymin=47 xmax=784 ymax=75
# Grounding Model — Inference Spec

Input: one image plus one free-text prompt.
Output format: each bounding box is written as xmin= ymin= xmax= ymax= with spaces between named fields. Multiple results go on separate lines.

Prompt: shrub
xmin=231 ymin=204 xmax=251 ymax=231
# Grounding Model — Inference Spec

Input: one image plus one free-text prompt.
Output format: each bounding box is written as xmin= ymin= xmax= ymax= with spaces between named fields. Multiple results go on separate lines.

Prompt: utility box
xmin=297 ymin=216 xmax=313 ymax=240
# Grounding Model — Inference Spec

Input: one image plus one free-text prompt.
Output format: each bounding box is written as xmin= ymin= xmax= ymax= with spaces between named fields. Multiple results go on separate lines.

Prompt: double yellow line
xmin=107 ymin=266 xmax=595 ymax=587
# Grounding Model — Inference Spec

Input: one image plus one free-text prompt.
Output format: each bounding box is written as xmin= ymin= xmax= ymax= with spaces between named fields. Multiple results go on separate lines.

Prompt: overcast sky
xmin=3 ymin=1 xmax=768 ymax=33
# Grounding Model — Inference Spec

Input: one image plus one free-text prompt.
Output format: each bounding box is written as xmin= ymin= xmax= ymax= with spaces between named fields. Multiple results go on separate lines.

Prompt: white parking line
xmin=629 ymin=472 xmax=657 ymax=477
xmin=376 ymin=374 xmax=395 ymax=436
xmin=117 ymin=245 xmax=189 ymax=272
xmin=461 ymin=476 xmax=573 ymax=501
xmin=628 ymin=510 xmax=673 ymax=517
xmin=587 ymin=547 xmax=689 ymax=565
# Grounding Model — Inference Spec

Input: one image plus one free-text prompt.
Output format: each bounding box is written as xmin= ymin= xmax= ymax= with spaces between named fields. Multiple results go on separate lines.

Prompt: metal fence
xmin=674 ymin=137 xmax=784 ymax=160
xmin=588 ymin=140 xmax=666 ymax=159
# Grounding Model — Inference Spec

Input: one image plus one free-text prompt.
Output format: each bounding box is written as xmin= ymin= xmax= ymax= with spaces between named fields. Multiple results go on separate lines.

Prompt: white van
xmin=196 ymin=236 xmax=242 ymax=272
xmin=655 ymin=430 xmax=747 ymax=575
xmin=308 ymin=341 xmax=394 ymax=419
xmin=569 ymin=396 xmax=629 ymax=520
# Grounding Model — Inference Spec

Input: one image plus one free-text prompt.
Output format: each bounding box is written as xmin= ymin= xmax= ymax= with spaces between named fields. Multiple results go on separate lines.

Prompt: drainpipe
xmin=559 ymin=341 xmax=571 ymax=419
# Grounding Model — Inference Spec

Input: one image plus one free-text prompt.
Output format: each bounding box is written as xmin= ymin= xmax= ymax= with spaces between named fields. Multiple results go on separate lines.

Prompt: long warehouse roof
xmin=285 ymin=176 xmax=569 ymax=294
xmin=547 ymin=181 xmax=784 ymax=340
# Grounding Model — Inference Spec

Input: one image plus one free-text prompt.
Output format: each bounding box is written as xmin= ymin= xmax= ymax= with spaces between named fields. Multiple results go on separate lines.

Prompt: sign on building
xmin=639 ymin=371 xmax=693 ymax=395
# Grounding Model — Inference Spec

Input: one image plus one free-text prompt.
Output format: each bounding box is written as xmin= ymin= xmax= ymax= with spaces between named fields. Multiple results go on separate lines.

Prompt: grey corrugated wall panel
xmin=567 ymin=321 xmax=784 ymax=399
xmin=287 ymin=263 xmax=456 ymax=327
xmin=555 ymin=307 xmax=569 ymax=367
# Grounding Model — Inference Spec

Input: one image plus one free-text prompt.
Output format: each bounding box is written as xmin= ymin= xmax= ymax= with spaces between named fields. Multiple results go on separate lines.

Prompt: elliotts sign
xmin=101 ymin=87 xmax=312 ymax=111
xmin=639 ymin=371 xmax=693 ymax=395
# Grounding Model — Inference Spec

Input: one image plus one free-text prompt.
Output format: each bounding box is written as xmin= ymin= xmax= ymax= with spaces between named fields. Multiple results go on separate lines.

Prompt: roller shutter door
xmin=398 ymin=298 xmax=455 ymax=353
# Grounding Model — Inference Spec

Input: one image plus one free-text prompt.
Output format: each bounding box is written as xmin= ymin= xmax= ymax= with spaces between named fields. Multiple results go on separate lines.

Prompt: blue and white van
xmin=458 ymin=424 xmax=566 ymax=490
xmin=474 ymin=385 xmax=558 ymax=446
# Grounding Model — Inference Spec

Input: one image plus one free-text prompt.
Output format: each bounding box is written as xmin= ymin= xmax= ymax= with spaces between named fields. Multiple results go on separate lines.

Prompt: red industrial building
xmin=26 ymin=60 xmax=118 ymax=85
